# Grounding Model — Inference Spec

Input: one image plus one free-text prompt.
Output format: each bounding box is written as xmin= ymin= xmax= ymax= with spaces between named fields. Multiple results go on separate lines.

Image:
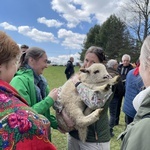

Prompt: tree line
xmin=79 ymin=0 xmax=150 ymax=63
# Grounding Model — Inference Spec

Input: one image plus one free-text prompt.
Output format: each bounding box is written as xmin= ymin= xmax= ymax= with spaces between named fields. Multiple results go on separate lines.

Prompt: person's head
xmin=84 ymin=46 xmax=106 ymax=68
xmin=20 ymin=47 xmax=48 ymax=75
xmin=70 ymin=57 xmax=74 ymax=62
xmin=122 ymin=54 xmax=131 ymax=66
xmin=139 ymin=36 xmax=150 ymax=87
xmin=21 ymin=44 xmax=29 ymax=53
xmin=0 ymin=31 xmax=20 ymax=83
xmin=106 ymin=59 xmax=118 ymax=70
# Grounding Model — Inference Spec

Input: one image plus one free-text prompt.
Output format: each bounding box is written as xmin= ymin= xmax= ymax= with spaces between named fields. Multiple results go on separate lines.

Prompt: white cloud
xmin=58 ymin=28 xmax=86 ymax=49
xmin=18 ymin=26 xmax=59 ymax=43
xmin=49 ymin=53 xmax=82 ymax=65
xmin=51 ymin=0 xmax=126 ymax=27
xmin=51 ymin=0 xmax=91 ymax=28
xmin=0 ymin=22 xmax=17 ymax=31
xmin=37 ymin=17 xmax=64 ymax=28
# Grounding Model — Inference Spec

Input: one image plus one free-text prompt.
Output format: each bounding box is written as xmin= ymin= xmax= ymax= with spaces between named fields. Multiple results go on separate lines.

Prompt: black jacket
xmin=65 ymin=60 xmax=74 ymax=79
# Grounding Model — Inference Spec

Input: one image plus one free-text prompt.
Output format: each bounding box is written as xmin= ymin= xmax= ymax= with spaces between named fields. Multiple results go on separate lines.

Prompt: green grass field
xmin=43 ymin=66 xmax=125 ymax=150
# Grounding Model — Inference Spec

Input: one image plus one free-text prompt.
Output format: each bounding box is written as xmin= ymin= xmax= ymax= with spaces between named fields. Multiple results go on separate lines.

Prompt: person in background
xmin=65 ymin=56 xmax=75 ymax=79
xmin=17 ymin=45 xmax=29 ymax=69
xmin=123 ymin=61 xmax=144 ymax=126
xmin=116 ymin=54 xmax=133 ymax=125
xmin=0 ymin=31 xmax=56 ymax=149
xmin=10 ymin=47 xmax=58 ymax=140
xmin=119 ymin=35 xmax=150 ymax=150
xmin=20 ymin=44 xmax=29 ymax=53
xmin=67 ymin=46 xmax=113 ymax=150
xmin=106 ymin=59 xmax=124 ymax=137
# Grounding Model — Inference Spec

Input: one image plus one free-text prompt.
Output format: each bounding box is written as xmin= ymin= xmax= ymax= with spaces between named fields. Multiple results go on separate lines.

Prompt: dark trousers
xmin=66 ymin=74 xmax=71 ymax=80
xmin=109 ymin=96 xmax=119 ymax=131
xmin=115 ymin=95 xmax=124 ymax=125
xmin=125 ymin=114 xmax=134 ymax=125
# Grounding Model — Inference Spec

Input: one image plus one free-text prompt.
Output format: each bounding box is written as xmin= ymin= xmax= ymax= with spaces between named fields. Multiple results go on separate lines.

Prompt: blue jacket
xmin=123 ymin=69 xmax=144 ymax=118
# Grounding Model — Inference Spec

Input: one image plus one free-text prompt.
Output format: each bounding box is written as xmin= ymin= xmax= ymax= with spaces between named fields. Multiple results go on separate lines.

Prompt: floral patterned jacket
xmin=0 ymin=80 xmax=56 ymax=150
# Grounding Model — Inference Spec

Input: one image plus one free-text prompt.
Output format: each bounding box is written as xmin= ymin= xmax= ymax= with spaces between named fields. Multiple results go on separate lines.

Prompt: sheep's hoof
xmin=104 ymin=84 xmax=110 ymax=91
xmin=95 ymin=108 xmax=103 ymax=117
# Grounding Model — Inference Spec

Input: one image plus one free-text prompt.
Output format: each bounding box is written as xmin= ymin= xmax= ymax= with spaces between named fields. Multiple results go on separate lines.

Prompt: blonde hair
xmin=0 ymin=31 xmax=20 ymax=65
xmin=140 ymin=36 xmax=150 ymax=69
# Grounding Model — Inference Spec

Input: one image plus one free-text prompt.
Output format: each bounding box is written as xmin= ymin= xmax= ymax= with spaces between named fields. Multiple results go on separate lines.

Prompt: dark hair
xmin=85 ymin=46 xmax=106 ymax=63
xmin=21 ymin=44 xmax=29 ymax=49
xmin=19 ymin=47 xmax=46 ymax=68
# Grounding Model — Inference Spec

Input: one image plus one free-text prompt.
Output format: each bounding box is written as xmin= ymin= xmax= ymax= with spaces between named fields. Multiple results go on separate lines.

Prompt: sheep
xmin=54 ymin=63 xmax=120 ymax=142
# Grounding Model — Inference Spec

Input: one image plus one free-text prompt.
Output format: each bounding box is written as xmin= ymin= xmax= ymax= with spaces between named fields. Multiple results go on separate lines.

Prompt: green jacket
xmin=120 ymin=90 xmax=150 ymax=150
xmin=10 ymin=69 xmax=58 ymax=129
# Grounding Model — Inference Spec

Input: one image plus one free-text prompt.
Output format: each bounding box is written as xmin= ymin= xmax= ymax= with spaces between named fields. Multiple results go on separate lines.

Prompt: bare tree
xmin=119 ymin=0 xmax=150 ymax=45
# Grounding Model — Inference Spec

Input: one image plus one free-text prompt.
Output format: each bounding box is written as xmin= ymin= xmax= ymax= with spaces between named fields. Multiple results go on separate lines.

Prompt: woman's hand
xmin=61 ymin=109 xmax=75 ymax=127
xmin=48 ymin=88 xmax=58 ymax=101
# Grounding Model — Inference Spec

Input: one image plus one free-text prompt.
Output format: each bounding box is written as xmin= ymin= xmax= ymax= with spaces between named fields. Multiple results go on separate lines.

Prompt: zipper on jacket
xmin=94 ymin=122 xmax=98 ymax=141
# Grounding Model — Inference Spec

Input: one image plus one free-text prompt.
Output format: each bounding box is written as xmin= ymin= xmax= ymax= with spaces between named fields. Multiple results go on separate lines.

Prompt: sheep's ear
xmin=80 ymin=68 xmax=90 ymax=73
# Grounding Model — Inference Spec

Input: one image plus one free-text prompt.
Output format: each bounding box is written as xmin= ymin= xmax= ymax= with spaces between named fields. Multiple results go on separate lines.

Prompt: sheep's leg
xmin=77 ymin=127 xmax=87 ymax=142
xmin=92 ymin=84 xmax=111 ymax=92
xmin=75 ymin=108 xmax=102 ymax=127
xmin=84 ymin=107 xmax=93 ymax=116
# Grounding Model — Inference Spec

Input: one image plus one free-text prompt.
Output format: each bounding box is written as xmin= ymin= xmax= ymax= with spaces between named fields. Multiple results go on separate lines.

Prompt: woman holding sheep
xmin=68 ymin=46 xmax=112 ymax=150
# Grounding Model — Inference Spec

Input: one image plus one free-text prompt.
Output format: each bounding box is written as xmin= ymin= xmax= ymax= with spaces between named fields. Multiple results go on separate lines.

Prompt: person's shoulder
xmin=118 ymin=63 xmax=123 ymax=68
xmin=15 ymin=69 xmax=34 ymax=78
xmin=134 ymin=117 xmax=150 ymax=132
xmin=67 ymin=60 xmax=72 ymax=64
xmin=127 ymin=68 xmax=134 ymax=75
xmin=127 ymin=63 xmax=134 ymax=69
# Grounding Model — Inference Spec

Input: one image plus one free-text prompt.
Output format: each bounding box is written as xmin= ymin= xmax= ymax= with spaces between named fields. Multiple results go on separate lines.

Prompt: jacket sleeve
xmin=10 ymin=76 xmax=58 ymax=129
xmin=121 ymin=119 xmax=150 ymax=150
xmin=76 ymin=83 xmax=112 ymax=109
xmin=10 ymin=76 xmax=54 ymax=111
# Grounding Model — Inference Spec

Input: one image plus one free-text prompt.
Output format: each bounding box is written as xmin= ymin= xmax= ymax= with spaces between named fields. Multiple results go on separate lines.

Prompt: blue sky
xmin=0 ymin=0 xmax=125 ymax=65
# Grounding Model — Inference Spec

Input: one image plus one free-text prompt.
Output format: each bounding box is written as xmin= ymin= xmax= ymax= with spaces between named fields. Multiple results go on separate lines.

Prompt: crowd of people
xmin=0 ymin=30 xmax=149 ymax=149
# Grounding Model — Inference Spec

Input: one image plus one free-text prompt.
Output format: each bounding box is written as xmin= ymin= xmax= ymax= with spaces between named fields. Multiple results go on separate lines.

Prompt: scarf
xmin=0 ymin=80 xmax=28 ymax=105
xmin=25 ymin=64 xmax=47 ymax=102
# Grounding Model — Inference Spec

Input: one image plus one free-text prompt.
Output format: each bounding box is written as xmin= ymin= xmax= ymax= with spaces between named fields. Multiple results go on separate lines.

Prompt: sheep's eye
xmin=93 ymin=70 xmax=99 ymax=74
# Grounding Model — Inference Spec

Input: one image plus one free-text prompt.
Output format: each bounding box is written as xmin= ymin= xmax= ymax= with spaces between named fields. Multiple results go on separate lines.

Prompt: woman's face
xmin=30 ymin=53 xmax=48 ymax=75
xmin=84 ymin=53 xmax=100 ymax=68
xmin=0 ymin=57 xmax=19 ymax=83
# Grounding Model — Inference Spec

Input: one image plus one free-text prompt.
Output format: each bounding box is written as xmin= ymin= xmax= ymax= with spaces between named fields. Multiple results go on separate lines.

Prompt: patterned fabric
xmin=0 ymin=80 xmax=56 ymax=150
xmin=76 ymin=83 xmax=112 ymax=110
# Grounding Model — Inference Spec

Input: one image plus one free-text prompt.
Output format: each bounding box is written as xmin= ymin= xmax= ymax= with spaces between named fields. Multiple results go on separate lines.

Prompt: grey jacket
xmin=119 ymin=88 xmax=150 ymax=150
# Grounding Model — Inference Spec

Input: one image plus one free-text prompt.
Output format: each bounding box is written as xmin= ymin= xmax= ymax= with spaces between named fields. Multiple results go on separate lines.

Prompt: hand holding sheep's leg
xmin=84 ymin=107 xmax=103 ymax=116
xmin=75 ymin=108 xmax=103 ymax=127
xmin=92 ymin=84 xmax=111 ymax=92
xmin=77 ymin=127 xmax=88 ymax=142
xmin=61 ymin=109 xmax=75 ymax=127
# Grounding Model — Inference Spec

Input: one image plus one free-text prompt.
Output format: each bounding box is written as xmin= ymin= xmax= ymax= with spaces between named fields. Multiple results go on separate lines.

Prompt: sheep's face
xmin=79 ymin=63 xmax=111 ymax=84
